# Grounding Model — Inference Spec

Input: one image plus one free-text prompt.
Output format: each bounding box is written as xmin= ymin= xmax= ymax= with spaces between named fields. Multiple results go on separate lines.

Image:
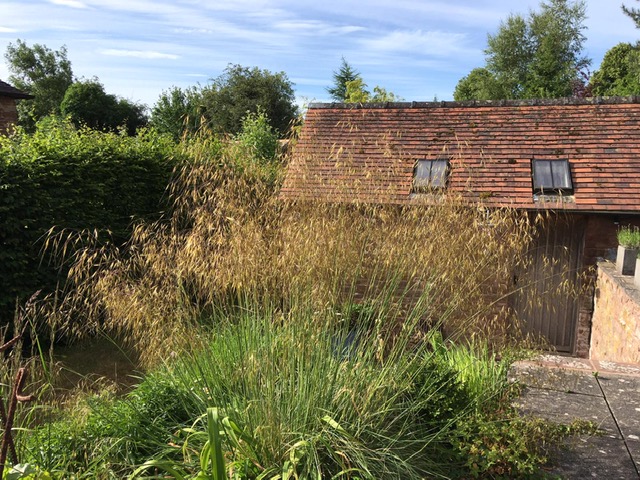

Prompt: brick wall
xmin=573 ymin=214 xmax=640 ymax=357
xmin=0 ymin=96 xmax=19 ymax=134
xmin=589 ymin=262 xmax=640 ymax=364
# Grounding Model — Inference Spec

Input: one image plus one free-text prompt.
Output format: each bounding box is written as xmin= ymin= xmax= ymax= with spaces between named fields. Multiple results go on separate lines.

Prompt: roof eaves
xmin=0 ymin=80 xmax=33 ymax=100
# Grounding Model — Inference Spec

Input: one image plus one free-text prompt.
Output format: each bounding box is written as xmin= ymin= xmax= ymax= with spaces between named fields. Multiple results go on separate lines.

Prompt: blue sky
xmin=0 ymin=0 xmax=638 ymax=109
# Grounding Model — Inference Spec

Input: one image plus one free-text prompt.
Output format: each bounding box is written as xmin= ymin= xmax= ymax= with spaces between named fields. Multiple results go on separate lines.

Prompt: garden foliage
xmin=3 ymin=127 xmax=596 ymax=478
xmin=0 ymin=117 xmax=178 ymax=323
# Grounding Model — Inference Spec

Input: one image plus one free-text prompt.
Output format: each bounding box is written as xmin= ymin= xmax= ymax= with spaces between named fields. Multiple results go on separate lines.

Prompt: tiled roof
xmin=281 ymin=97 xmax=640 ymax=212
xmin=0 ymin=80 xmax=32 ymax=99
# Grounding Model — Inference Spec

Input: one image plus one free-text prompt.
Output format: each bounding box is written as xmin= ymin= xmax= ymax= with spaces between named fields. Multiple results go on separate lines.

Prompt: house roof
xmin=281 ymin=97 xmax=640 ymax=213
xmin=0 ymin=80 xmax=32 ymax=99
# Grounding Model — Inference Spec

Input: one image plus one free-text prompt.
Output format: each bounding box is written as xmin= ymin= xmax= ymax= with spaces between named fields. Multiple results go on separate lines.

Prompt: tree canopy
xmin=453 ymin=68 xmax=506 ymax=101
xmin=327 ymin=58 xmax=401 ymax=103
xmin=589 ymin=43 xmax=640 ymax=96
xmin=590 ymin=2 xmax=640 ymax=96
xmin=200 ymin=64 xmax=297 ymax=136
xmin=327 ymin=57 xmax=360 ymax=102
xmin=60 ymin=79 xmax=147 ymax=135
xmin=4 ymin=39 xmax=74 ymax=130
xmin=344 ymin=79 xmax=402 ymax=103
xmin=150 ymin=86 xmax=203 ymax=141
xmin=454 ymin=0 xmax=590 ymax=100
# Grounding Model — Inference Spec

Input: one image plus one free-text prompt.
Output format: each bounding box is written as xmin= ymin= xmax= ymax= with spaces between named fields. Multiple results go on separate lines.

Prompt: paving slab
xmin=535 ymin=354 xmax=594 ymax=372
xmin=513 ymin=386 xmax=620 ymax=438
xmin=510 ymin=362 xmax=600 ymax=395
xmin=627 ymin=441 xmax=640 ymax=472
xmin=546 ymin=435 xmax=639 ymax=479
xmin=595 ymin=361 xmax=640 ymax=376
xmin=598 ymin=374 xmax=640 ymax=444
xmin=510 ymin=356 xmax=640 ymax=479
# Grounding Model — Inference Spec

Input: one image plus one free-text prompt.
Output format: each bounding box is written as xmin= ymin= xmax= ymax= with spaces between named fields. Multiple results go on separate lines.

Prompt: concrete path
xmin=510 ymin=355 xmax=640 ymax=479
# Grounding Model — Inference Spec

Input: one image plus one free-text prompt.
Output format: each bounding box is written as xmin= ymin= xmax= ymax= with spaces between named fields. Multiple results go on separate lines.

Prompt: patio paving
xmin=510 ymin=355 xmax=640 ymax=479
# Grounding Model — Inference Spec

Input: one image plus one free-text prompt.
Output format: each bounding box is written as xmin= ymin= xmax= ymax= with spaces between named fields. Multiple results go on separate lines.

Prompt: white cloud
xmin=274 ymin=20 xmax=365 ymax=36
xmin=390 ymin=0 xmax=521 ymax=26
xmin=361 ymin=30 xmax=469 ymax=56
xmin=49 ymin=0 xmax=88 ymax=8
xmin=101 ymin=49 xmax=179 ymax=60
xmin=83 ymin=0 xmax=173 ymax=14
xmin=172 ymin=28 xmax=214 ymax=35
xmin=0 ymin=26 xmax=19 ymax=33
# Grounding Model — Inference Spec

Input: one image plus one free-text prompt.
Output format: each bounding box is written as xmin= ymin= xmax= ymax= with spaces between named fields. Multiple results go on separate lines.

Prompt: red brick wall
xmin=0 ymin=96 xmax=19 ymax=134
xmin=583 ymin=215 xmax=640 ymax=265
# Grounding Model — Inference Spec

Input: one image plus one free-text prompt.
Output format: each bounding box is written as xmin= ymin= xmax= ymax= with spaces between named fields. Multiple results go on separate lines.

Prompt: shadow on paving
xmin=509 ymin=356 xmax=640 ymax=479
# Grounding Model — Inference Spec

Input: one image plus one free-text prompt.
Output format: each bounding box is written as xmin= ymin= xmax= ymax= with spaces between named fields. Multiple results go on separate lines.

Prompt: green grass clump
xmin=617 ymin=226 xmax=640 ymax=248
xmin=16 ymin=311 xmax=483 ymax=477
xmin=20 ymin=299 xmax=574 ymax=479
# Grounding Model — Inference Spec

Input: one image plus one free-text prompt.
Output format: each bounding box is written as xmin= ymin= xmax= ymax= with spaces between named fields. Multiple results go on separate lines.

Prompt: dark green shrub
xmin=24 ymin=372 xmax=196 ymax=475
xmin=451 ymin=414 xmax=598 ymax=478
xmin=0 ymin=117 xmax=178 ymax=323
xmin=412 ymin=353 xmax=470 ymax=426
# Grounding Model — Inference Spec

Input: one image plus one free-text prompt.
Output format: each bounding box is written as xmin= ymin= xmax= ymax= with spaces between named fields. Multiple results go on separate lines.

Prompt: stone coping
xmin=308 ymin=95 xmax=640 ymax=110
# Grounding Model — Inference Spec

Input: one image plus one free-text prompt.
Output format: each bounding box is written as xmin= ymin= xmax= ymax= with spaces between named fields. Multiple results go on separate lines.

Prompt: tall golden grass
xmin=42 ymin=132 xmax=575 ymax=367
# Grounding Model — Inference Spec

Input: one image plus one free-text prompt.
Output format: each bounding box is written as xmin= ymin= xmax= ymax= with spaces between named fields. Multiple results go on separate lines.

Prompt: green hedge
xmin=0 ymin=117 xmax=179 ymax=323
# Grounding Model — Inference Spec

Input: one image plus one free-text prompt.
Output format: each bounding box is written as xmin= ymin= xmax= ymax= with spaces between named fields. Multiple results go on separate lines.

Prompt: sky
xmin=0 ymin=0 xmax=638 ymax=109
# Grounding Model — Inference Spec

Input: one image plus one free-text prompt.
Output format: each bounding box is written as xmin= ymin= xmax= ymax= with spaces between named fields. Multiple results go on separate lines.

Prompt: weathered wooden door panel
xmin=512 ymin=216 xmax=584 ymax=353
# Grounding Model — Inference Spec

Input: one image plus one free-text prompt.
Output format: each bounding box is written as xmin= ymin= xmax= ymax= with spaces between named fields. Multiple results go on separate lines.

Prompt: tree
xmin=344 ymin=79 xmax=402 ymax=103
xmin=60 ymin=79 xmax=114 ymax=131
xmin=115 ymin=98 xmax=148 ymax=136
xmin=327 ymin=57 xmax=360 ymax=102
xmin=589 ymin=42 xmax=640 ymax=95
xmin=200 ymin=64 xmax=297 ymax=136
xmin=523 ymin=0 xmax=590 ymax=97
xmin=61 ymin=79 xmax=147 ymax=135
xmin=344 ymin=78 xmax=370 ymax=103
xmin=370 ymin=86 xmax=402 ymax=102
xmin=453 ymin=68 xmax=506 ymax=101
xmin=151 ymin=86 xmax=203 ymax=141
xmin=484 ymin=15 xmax=532 ymax=98
xmin=454 ymin=0 xmax=590 ymax=100
xmin=623 ymin=1 xmax=640 ymax=27
xmin=4 ymin=39 xmax=74 ymax=130
xmin=235 ymin=109 xmax=279 ymax=163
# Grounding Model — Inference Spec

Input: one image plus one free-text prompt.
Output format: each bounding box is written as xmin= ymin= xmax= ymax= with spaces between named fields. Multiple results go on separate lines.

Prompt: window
xmin=413 ymin=158 xmax=449 ymax=192
xmin=532 ymin=159 xmax=573 ymax=194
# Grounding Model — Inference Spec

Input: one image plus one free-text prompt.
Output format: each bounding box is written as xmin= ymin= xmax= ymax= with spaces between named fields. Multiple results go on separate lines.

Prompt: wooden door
xmin=511 ymin=215 xmax=585 ymax=353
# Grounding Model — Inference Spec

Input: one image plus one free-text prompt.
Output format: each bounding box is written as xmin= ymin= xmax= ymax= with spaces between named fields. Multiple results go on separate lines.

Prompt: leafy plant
xmin=2 ymin=462 xmax=55 ymax=479
xmin=452 ymin=415 xmax=598 ymax=478
xmin=617 ymin=226 xmax=640 ymax=248
xmin=130 ymin=408 xmax=229 ymax=480
xmin=234 ymin=109 xmax=279 ymax=164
